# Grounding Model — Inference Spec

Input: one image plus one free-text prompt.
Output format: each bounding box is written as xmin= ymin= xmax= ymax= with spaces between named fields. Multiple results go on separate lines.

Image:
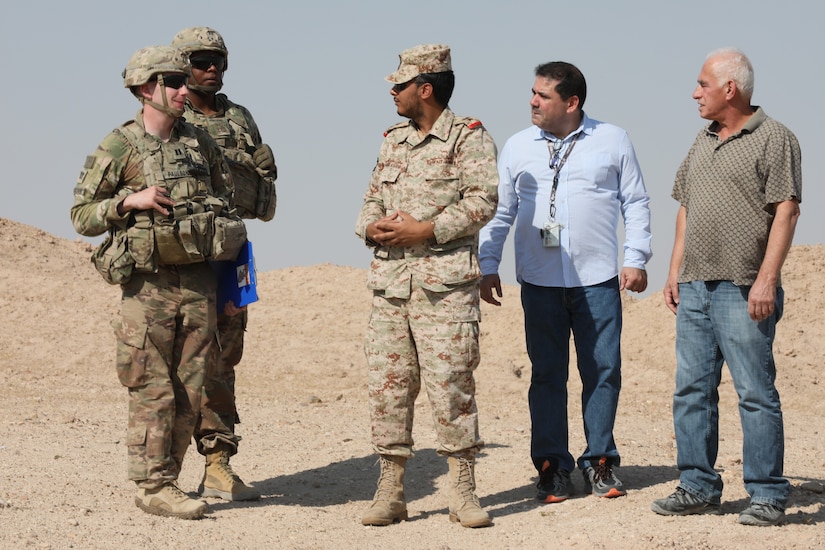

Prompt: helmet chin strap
xmin=141 ymin=75 xmax=185 ymax=118
xmin=186 ymin=80 xmax=222 ymax=93
xmin=186 ymin=81 xmax=222 ymax=93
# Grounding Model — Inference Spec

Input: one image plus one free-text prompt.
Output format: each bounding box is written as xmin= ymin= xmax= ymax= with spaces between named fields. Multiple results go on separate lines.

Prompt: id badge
xmin=540 ymin=222 xmax=562 ymax=248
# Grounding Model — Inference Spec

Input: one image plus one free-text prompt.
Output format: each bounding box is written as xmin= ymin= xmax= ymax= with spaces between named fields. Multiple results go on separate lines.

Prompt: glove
xmin=253 ymin=143 xmax=277 ymax=177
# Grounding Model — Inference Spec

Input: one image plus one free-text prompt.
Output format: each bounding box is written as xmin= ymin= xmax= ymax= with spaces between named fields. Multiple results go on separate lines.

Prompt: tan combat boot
xmin=361 ymin=455 xmax=408 ymax=526
xmin=200 ymin=444 xmax=260 ymax=501
xmin=135 ymin=483 xmax=209 ymax=520
xmin=447 ymin=456 xmax=491 ymax=528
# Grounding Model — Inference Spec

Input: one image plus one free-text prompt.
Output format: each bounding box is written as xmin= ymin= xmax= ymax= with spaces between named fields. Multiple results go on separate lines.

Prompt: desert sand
xmin=1 ymin=217 xmax=823 ymax=549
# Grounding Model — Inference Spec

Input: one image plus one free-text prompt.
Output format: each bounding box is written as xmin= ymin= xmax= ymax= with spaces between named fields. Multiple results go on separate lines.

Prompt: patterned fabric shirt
xmin=355 ymin=108 xmax=499 ymax=299
xmin=673 ymin=107 xmax=802 ymax=286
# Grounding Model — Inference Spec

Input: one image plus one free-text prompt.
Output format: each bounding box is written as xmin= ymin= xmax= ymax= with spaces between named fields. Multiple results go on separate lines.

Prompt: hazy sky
xmin=2 ymin=1 xmax=820 ymax=296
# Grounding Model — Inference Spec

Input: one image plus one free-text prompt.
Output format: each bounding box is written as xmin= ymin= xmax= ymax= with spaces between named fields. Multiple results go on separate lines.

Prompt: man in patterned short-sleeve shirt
xmin=651 ymin=48 xmax=802 ymax=527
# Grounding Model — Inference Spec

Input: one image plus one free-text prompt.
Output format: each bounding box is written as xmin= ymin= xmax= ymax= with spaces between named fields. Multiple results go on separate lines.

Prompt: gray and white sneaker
xmin=582 ymin=457 xmax=626 ymax=498
xmin=738 ymin=503 xmax=784 ymax=526
xmin=651 ymin=487 xmax=721 ymax=516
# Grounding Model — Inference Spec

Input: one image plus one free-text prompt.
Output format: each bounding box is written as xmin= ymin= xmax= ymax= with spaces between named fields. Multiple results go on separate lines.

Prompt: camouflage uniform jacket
xmin=183 ymin=94 xmax=276 ymax=220
xmin=356 ymin=108 xmax=498 ymax=298
xmin=71 ymin=110 xmax=233 ymax=237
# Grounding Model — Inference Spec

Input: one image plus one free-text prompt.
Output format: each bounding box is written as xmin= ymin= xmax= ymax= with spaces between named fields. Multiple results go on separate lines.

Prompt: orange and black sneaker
xmin=582 ymin=456 xmax=626 ymax=498
xmin=536 ymin=459 xmax=573 ymax=503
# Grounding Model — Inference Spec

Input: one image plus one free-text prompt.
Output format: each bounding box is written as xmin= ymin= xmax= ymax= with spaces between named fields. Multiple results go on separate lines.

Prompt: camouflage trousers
xmin=114 ymin=263 xmax=217 ymax=489
xmin=194 ymin=308 xmax=247 ymax=455
xmin=365 ymin=280 xmax=483 ymax=458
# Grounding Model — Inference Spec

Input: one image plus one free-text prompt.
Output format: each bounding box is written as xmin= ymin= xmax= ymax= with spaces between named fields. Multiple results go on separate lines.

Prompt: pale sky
xmin=1 ymin=0 xmax=820 ymax=296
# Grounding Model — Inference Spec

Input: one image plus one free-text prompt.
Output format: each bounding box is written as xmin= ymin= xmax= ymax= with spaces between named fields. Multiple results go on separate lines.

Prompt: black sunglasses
xmin=190 ymin=54 xmax=226 ymax=72
xmin=158 ymin=74 xmax=188 ymax=90
xmin=392 ymin=80 xmax=416 ymax=94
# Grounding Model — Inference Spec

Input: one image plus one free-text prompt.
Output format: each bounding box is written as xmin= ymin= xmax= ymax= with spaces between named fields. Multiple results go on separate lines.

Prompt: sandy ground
xmin=1 ymin=216 xmax=824 ymax=549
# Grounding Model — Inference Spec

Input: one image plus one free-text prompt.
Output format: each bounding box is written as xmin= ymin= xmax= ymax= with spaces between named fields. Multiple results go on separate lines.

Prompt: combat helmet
xmin=171 ymin=27 xmax=228 ymax=92
xmin=122 ymin=45 xmax=191 ymax=118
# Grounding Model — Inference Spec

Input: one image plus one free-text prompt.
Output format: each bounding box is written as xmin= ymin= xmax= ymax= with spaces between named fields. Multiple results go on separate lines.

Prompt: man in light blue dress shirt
xmin=478 ymin=61 xmax=652 ymax=504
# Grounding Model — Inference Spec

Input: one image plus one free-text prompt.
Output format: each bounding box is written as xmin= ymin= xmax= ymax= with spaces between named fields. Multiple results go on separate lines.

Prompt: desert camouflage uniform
xmin=355 ymin=107 xmax=498 ymax=457
xmin=71 ymin=111 xmax=232 ymax=488
xmin=183 ymin=94 xmax=277 ymax=457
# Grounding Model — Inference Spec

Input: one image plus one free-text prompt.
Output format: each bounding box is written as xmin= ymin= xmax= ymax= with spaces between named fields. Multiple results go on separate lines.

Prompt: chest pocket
xmin=570 ymin=153 xmax=613 ymax=193
xmin=377 ymin=165 xmax=403 ymax=213
xmin=378 ymin=165 xmax=402 ymax=185
xmin=208 ymin=118 xmax=235 ymax=148
xmin=207 ymin=118 xmax=254 ymax=153
xmin=425 ymin=166 xmax=460 ymax=209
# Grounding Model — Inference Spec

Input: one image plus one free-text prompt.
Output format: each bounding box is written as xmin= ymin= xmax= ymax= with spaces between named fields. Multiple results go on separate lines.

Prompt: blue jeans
xmin=521 ymin=278 xmax=622 ymax=473
xmin=674 ymin=281 xmax=788 ymax=508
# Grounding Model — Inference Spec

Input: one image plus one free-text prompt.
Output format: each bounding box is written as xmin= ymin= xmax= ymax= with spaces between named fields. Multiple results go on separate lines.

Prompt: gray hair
xmin=706 ymin=47 xmax=754 ymax=101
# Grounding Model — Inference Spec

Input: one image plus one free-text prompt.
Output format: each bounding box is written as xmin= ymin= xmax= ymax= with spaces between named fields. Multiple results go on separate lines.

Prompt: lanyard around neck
xmin=546 ymin=131 xmax=581 ymax=220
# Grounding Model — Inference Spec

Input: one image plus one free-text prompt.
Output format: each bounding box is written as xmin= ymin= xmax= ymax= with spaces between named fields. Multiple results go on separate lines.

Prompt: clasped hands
xmin=366 ymin=210 xmax=434 ymax=247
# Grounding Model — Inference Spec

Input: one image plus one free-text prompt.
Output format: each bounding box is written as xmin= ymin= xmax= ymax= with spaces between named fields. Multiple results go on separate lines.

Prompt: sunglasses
xmin=392 ymin=80 xmax=416 ymax=94
xmin=190 ymin=54 xmax=226 ymax=72
xmin=158 ymin=74 xmax=188 ymax=90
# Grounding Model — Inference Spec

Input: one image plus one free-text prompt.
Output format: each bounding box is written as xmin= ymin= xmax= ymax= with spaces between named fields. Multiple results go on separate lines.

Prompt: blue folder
xmin=212 ymin=240 xmax=258 ymax=314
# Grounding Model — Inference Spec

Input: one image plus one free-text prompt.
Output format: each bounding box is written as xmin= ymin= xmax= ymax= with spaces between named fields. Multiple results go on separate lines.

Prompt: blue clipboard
xmin=211 ymin=240 xmax=258 ymax=314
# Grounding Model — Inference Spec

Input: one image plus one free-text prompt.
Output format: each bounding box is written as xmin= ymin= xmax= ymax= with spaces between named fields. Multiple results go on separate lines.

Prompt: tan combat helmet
xmin=122 ymin=45 xmax=191 ymax=118
xmin=171 ymin=26 xmax=228 ymax=92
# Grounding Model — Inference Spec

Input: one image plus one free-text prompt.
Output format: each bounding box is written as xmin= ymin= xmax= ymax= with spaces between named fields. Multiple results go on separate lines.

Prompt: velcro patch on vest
xmin=164 ymin=169 xmax=192 ymax=179
xmin=169 ymin=146 xmax=188 ymax=161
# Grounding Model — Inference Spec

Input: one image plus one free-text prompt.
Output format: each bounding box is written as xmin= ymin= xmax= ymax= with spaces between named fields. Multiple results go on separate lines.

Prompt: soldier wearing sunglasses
xmin=171 ymin=26 xmax=277 ymax=503
xmin=356 ymin=44 xmax=498 ymax=529
xmin=70 ymin=45 xmax=237 ymax=520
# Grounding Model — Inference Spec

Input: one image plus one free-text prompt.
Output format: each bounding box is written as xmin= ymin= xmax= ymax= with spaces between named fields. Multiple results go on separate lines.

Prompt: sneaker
xmin=738 ymin=503 xmax=784 ymax=526
xmin=135 ymin=483 xmax=209 ymax=520
xmin=536 ymin=459 xmax=573 ymax=503
xmin=582 ymin=457 xmax=626 ymax=498
xmin=650 ymin=487 xmax=721 ymax=516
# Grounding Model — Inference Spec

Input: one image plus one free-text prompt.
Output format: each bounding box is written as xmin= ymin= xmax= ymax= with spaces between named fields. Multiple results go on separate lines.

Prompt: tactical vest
xmin=117 ymin=121 xmax=246 ymax=269
xmin=184 ymin=97 xmax=276 ymax=220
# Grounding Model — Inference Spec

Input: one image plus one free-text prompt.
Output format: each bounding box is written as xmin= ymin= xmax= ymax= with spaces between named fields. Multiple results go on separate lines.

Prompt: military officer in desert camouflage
xmin=355 ymin=44 xmax=498 ymax=528
xmin=70 ymin=45 xmax=241 ymax=520
xmin=171 ymin=26 xmax=277 ymax=503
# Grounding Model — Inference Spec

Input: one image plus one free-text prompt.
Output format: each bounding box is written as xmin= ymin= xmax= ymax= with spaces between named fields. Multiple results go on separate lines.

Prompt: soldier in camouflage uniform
xmin=70 ymin=45 xmax=237 ymax=520
xmin=355 ymin=44 xmax=498 ymax=528
xmin=170 ymin=26 xmax=277 ymax=502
